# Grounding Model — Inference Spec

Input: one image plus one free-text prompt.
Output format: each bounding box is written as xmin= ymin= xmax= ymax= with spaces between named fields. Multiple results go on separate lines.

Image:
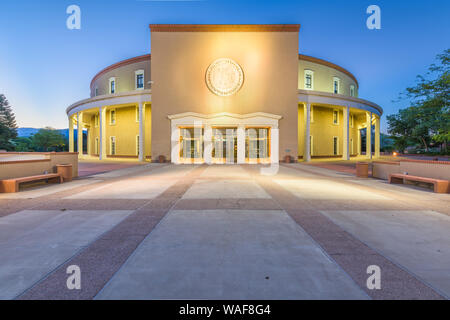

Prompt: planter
xmin=284 ymin=155 xmax=292 ymax=163
xmin=356 ymin=162 xmax=369 ymax=178
xmin=56 ymin=164 xmax=73 ymax=182
xmin=158 ymin=155 xmax=166 ymax=163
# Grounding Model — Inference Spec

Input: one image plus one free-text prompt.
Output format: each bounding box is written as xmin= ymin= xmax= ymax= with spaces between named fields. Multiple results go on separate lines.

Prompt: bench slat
xmin=388 ymin=174 xmax=450 ymax=193
xmin=0 ymin=173 xmax=63 ymax=193
xmin=11 ymin=174 xmax=61 ymax=184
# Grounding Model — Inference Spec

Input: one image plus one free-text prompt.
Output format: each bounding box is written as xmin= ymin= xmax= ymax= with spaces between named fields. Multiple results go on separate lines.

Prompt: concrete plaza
xmin=0 ymin=163 xmax=449 ymax=300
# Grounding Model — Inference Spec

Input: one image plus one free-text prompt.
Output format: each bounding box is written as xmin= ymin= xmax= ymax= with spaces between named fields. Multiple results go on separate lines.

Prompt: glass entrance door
xmin=246 ymin=128 xmax=270 ymax=163
xmin=179 ymin=127 xmax=204 ymax=163
xmin=212 ymin=127 xmax=237 ymax=163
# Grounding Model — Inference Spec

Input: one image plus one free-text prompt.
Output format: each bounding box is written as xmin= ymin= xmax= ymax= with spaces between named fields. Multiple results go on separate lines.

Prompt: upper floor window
xmin=304 ymin=70 xmax=314 ymax=90
xmin=333 ymin=109 xmax=339 ymax=125
xmin=350 ymin=85 xmax=355 ymax=97
xmin=95 ymin=87 xmax=99 ymax=97
xmin=109 ymin=77 xmax=116 ymax=94
xmin=350 ymin=114 xmax=354 ymax=128
xmin=135 ymin=70 xmax=144 ymax=90
xmin=94 ymin=114 xmax=99 ymax=127
xmin=333 ymin=77 xmax=340 ymax=94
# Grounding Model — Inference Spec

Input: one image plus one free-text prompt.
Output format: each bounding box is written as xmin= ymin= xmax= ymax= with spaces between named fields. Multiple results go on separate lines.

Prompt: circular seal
xmin=206 ymin=58 xmax=244 ymax=96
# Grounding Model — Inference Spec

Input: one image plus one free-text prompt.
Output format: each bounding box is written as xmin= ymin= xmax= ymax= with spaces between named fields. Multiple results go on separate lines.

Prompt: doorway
xmin=212 ymin=127 xmax=237 ymax=163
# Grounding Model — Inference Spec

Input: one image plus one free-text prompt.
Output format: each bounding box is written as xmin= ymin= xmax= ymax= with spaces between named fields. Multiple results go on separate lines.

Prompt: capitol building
xmin=66 ymin=24 xmax=382 ymax=164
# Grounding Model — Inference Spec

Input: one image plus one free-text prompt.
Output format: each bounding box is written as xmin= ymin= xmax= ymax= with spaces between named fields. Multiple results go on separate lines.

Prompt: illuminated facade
xmin=66 ymin=24 xmax=382 ymax=164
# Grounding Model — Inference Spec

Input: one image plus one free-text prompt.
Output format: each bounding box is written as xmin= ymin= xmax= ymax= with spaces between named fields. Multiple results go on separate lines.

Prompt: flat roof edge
xmin=149 ymin=24 xmax=301 ymax=32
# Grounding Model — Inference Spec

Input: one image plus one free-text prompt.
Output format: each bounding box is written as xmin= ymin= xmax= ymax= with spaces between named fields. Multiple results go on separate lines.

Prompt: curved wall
xmin=88 ymin=54 xmax=359 ymax=99
xmin=90 ymin=55 xmax=151 ymax=97
xmin=298 ymin=55 xmax=358 ymax=97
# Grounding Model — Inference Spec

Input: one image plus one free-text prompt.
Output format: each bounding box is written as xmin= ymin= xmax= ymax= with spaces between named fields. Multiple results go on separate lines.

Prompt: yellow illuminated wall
xmin=85 ymin=103 xmax=152 ymax=159
xmin=298 ymin=104 xmax=364 ymax=157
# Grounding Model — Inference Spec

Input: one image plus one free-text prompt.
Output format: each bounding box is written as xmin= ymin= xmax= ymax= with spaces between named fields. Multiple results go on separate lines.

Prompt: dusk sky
xmin=1 ymin=0 xmax=449 ymax=132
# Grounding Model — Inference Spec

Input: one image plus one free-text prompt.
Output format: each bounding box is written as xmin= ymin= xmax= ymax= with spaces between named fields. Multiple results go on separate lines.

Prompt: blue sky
xmin=0 ymin=0 xmax=449 ymax=132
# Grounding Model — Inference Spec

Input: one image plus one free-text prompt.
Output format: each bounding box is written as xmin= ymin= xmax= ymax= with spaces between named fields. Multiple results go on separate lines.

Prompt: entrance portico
xmin=168 ymin=112 xmax=281 ymax=164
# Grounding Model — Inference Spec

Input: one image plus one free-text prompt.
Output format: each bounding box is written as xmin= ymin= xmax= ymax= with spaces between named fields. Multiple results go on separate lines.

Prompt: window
xmin=180 ymin=127 xmax=204 ymax=162
xmin=110 ymin=136 xmax=116 ymax=155
xmin=304 ymin=70 xmax=314 ymax=90
xmin=350 ymin=85 xmax=355 ymax=97
xmin=350 ymin=114 xmax=354 ymax=128
xmin=109 ymin=77 xmax=116 ymax=94
xmin=310 ymin=105 xmax=314 ymax=123
xmin=136 ymin=106 xmax=140 ymax=122
xmin=136 ymin=135 xmax=140 ymax=155
xmin=95 ymin=87 xmax=99 ymax=97
xmin=350 ymin=138 xmax=354 ymax=155
xmin=94 ymin=115 xmax=99 ymax=127
xmin=245 ymin=128 xmax=270 ymax=163
xmin=310 ymin=135 xmax=313 ymax=156
xmin=333 ymin=137 xmax=339 ymax=155
xmin=333 ymin=77 xmax=340 ymax=94
xmin=135 ymin=70 xmax=144 ymax=90
xmin=110 ymin=109 xmax=116 ymax=125
xmin=95 ymin=138 xmax=99 ymax=155
xmin=333 ymin=109 xmax=339 ymax=125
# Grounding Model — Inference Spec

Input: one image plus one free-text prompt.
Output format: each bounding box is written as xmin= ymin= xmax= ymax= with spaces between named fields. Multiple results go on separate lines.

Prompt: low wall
xmin=373 ymin=159 xmax=450 ymax=180
xmin=0 ymin=152 xmax=78 ymax=180
xmin=400 ymin=160 xmax=450 ymax=180
xmin=372 ymin=161 xmax=401 ymax=180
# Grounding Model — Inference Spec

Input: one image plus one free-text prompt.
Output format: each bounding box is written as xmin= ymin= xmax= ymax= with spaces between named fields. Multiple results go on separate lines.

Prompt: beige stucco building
xmin=66 ymin=24 xmax=382 ymax=164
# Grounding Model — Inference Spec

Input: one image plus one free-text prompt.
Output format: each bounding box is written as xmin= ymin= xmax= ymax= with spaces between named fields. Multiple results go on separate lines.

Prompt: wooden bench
xmin=0 ymin=173 xmax=63 ymax=193
xmin=388 ymin=173 xmax=450 ymax=194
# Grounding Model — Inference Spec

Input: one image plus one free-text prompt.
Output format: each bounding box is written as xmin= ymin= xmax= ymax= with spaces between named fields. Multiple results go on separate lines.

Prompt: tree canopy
xmin=28 ymin=127 xmax=66 ymax=152
xmin=0 ymin=94 xmax=18 ymax=151
xmin=387 ymin=49 xmax=449 ymax=153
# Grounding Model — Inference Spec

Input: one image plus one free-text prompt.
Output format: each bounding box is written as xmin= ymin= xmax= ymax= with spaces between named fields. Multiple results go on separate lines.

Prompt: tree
xmin=0 ymin=94 xmax=18 ymax=150
xmin=30 ymin=127 xmax=66 ymax=152
xmin=11 ymin=137 xmax=33 ymax=152
xmin=389 ymin=49 xmax=449 ymax=153
xmin=387 ymin=106 xmax=431 ymax=152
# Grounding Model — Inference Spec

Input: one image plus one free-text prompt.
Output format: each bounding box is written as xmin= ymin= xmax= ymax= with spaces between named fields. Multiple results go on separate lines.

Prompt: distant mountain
xmin=17 ymin=128 xmax=71 ymax=138
xmin=17 ymin=127 xmax=39 ymax=137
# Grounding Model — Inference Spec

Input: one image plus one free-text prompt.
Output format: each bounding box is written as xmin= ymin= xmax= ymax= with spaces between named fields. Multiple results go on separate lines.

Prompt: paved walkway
xmin=0 ymin=164 xmax=449 ymax=300
xmin=78 ymin=161 xmax=144 ymax=177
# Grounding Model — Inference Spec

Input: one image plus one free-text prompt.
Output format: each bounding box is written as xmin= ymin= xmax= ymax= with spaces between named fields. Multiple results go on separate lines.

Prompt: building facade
xmin=66 ymin=24 xmax=382 ymax=164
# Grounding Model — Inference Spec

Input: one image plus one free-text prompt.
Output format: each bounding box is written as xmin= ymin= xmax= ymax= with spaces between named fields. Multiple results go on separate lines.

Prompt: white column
xmin=204 ymin=125 xmax=212 ymax=164
xmin=138 ymin=102 xmax=145 ymax=162
xmin=171 ymin=124 xmax=179 ymax=164
xmin=271 ymin=126 xmax=279 ymax=164
xmin=99 ymin=107 xmax=106 ymax=160
xmin=77 ymin=112 xmax=83 ymax=157
xmin=366 ymin=112 xmax=372 ymax=159
xmin=375 ymin=115 xmax=380 ymax=158
xmin=304 ymin=103 xmax=311 ymax=162
xmin=342 ymin=106 xmax=350 ymax=160
xmin=237 ymin=124 xmax=246 ymax=164
xmin=69 ymin=115 xmax=74 ymax=152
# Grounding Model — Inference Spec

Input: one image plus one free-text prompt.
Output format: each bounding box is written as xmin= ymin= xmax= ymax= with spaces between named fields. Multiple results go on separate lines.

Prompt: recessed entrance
xmin=246 ymin=128 xmax=270 ymax=163
xmin=212 ymin=127 xmax=237 ymax=164
xmin=179 ymin=127 xmax=204 ymax=163
xmin=169 ymin=112 xmax=281 ymax=164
